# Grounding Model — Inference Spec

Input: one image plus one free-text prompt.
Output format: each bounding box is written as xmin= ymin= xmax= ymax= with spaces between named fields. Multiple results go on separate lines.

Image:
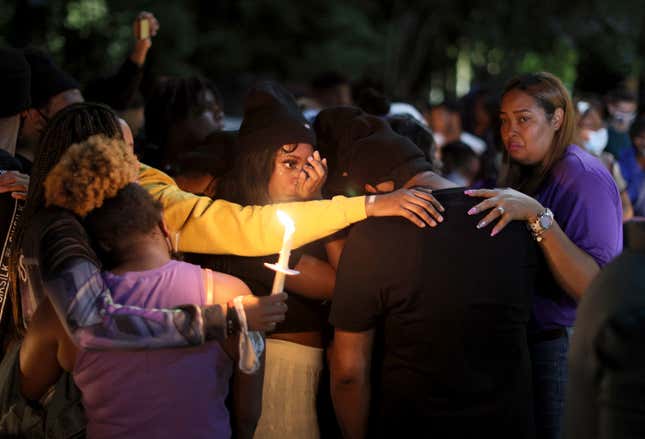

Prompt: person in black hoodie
xmin=322 ymin=107 xmax=538 ymax=439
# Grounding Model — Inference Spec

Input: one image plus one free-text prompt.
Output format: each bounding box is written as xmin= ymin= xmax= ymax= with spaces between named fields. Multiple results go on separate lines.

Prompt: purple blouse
xmin=532 ymin=145 xmax=623 ymax=331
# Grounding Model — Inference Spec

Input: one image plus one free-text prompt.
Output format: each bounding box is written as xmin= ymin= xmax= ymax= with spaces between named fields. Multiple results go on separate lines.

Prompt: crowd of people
xmin=0 ymin=11 xmax=642 ymax=439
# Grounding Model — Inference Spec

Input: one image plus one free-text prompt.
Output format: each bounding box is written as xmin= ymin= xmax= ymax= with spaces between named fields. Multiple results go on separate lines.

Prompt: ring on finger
xmin=496 ymin=206 xmax=505 ymax=215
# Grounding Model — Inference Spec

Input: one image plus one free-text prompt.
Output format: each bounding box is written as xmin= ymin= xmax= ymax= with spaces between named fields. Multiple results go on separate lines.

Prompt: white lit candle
xmin=265 ymin=210 xmax=300 ymax=294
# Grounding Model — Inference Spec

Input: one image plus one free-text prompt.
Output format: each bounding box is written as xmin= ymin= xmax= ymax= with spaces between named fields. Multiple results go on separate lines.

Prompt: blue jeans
xmin=529 ymin=328 xmax=572 ymax=439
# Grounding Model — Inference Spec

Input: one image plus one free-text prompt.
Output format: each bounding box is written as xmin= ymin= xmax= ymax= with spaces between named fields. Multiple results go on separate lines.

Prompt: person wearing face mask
xmin=604 ymin=89 xmax=645 ymax=206
xmin=575 ymin=98 xmax=633 ymax=220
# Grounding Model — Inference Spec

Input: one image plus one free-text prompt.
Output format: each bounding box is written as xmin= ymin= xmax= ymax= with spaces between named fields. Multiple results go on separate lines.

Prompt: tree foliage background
xmin=2 ymin=0 xmax=645 ymax=112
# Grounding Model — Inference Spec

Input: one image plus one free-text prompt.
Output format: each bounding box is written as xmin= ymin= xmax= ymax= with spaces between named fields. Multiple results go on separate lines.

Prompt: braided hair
xmin=8 ymin=102 xmax=123 ymax=335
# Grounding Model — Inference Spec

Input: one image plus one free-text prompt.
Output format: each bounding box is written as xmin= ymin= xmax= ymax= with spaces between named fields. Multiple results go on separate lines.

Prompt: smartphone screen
xmin=139 ymin=19 xmax=150 ymax=40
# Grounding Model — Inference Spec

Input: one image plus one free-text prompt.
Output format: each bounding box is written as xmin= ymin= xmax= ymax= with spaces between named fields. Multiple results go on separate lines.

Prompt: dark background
xmin=3 ymin=0 xmax=645 ymax=112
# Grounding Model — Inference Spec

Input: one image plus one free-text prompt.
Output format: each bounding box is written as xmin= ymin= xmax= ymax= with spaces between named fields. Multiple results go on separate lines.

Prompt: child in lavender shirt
xmin=19 ymin=136 xmax=264 ymax=438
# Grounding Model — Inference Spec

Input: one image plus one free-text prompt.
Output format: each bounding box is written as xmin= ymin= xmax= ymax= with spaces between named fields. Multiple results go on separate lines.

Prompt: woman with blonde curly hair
xmin=20 ymin=134 xmax=264 ymax=438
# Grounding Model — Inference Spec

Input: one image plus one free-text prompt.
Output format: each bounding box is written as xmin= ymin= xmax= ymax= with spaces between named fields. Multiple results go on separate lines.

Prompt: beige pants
xmin=253 ymin=339 xmax=323 ymax=439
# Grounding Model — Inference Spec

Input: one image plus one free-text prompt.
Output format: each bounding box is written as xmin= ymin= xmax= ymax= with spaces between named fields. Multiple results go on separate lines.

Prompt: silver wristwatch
xmin=527 ymin=208 xmax=554 ymax=242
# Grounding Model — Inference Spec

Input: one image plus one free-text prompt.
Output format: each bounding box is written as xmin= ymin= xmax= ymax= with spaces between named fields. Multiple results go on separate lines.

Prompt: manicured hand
xmin=367 ymin=187 xmax=445 ymax=228
xmin=465 ymin=188 xmax=544 ymax=236
xmin=0 ymin=171 xmax=29 ymax=200
xmin=243 ymin=292 xmax=288 ymax=332
xmin=296 ymin=150 xmax=327 ymax=201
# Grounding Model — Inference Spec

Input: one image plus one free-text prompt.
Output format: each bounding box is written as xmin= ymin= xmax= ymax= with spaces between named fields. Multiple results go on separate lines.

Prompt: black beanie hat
xmin=0 ymin=47 xmax=31 ymax=118
xmin=313 ymin=105 xmax=363 ymax=175
xmin=23 ymin=47 xmax=79 ymax=109
xmin=319 ymin=106 xmax=433 ymax=197
xmin=238 ymin=81 xmax=315 ymax=152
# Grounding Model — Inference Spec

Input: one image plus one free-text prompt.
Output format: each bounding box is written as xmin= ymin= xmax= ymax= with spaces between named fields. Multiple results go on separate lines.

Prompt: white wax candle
xmin=270 ymin=210 xmax=296 ymax=294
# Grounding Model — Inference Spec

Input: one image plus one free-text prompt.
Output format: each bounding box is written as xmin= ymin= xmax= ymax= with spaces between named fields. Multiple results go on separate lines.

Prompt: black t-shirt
xmin=187 ymin=240 xmax=330 ymax=334
xmin=330 ymin=188 xmax=538 ymax=438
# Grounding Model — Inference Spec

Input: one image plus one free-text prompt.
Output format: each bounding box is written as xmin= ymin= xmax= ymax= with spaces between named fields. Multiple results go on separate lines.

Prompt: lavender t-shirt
xmin=73 ymin=260 xmax=233 ymax=439
xmin=532 ymin=145 xmax=623 ymax=331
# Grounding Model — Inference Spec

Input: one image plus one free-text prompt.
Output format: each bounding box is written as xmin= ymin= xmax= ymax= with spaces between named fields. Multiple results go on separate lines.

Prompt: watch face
xmin=539 ymin=213 xmax=553 ymax=228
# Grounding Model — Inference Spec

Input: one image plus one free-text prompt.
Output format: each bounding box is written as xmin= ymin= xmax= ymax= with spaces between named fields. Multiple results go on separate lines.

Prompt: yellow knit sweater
xmin=138 ymin=164 xmax=367 ymax=256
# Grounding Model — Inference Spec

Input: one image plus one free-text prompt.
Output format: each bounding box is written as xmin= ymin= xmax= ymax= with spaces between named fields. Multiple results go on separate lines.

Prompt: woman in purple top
xmin=19 ymin=135 xmax=264 ymax=438
xmin=466 ymin=72 xmax=622 ymax=439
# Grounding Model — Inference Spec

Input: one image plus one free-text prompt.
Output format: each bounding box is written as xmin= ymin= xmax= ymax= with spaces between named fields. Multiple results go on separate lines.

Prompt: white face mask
xmin=583 ymin=127 xmax=608 ymax=156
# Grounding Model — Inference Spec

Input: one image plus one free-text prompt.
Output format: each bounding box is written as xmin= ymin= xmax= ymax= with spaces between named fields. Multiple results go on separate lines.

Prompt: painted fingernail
xmin=437 ymin=215 xmax=444 ymax=222
xmin=477 ymin=221 xmax=486 ymax=229
xmin=491 ymin=230 xmax=498 ymax=237
xmin=467 ymin=208 xmax=477 ymax=215
xmin=308 ymin=156 xmax=313 ymax=161
xmin=464 ymin=190 xmax=473 ymax=195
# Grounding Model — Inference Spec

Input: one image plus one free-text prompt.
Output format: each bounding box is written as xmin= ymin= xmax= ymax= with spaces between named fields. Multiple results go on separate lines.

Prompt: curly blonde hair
xmin=44 ymin=134 xmax=140 ymax=217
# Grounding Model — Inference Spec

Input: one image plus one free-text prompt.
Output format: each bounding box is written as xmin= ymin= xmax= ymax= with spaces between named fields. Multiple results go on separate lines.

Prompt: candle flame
xmin=276 ymin=210 xmax=295 ymax=237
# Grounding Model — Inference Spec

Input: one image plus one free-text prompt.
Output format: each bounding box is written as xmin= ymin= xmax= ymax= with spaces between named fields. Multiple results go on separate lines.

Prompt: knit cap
xmin=0 ymin=47 xmax=31 ymax=117
xmin=23 ymin=47 xmax=79 ymax=109
xmin=318 ymin=107 xmax=433 ymax=196
xmin=238 ymin=81 xmax=315 ymax=152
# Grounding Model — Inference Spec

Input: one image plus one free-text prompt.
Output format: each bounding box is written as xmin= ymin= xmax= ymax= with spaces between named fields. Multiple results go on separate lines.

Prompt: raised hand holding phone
xmin=138 ymin=18 xmax=150 ymax=40
xmin=131 ymin=11 xmax=160 ymax=65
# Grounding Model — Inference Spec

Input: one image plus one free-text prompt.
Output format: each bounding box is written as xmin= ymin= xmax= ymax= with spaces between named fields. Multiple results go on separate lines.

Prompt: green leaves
xmin=3 ymin=0 xmax=645 ymax=101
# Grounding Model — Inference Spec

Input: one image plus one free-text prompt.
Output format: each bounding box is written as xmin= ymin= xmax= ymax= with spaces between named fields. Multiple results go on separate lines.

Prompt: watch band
xmin=527 ymin=208 xmax=554 ymax=242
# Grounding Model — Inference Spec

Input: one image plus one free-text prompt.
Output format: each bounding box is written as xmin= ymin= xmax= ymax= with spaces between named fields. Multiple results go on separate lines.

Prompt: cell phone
xmin=138 ymin=18 xmax=150 ymax=40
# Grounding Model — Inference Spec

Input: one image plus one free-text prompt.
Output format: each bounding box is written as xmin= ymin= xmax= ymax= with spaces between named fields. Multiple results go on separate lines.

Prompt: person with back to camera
xmin=323 ymin=107 xmax=538 ymax=439
xmin=465 ymin=72 xmax=623 ymax=439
